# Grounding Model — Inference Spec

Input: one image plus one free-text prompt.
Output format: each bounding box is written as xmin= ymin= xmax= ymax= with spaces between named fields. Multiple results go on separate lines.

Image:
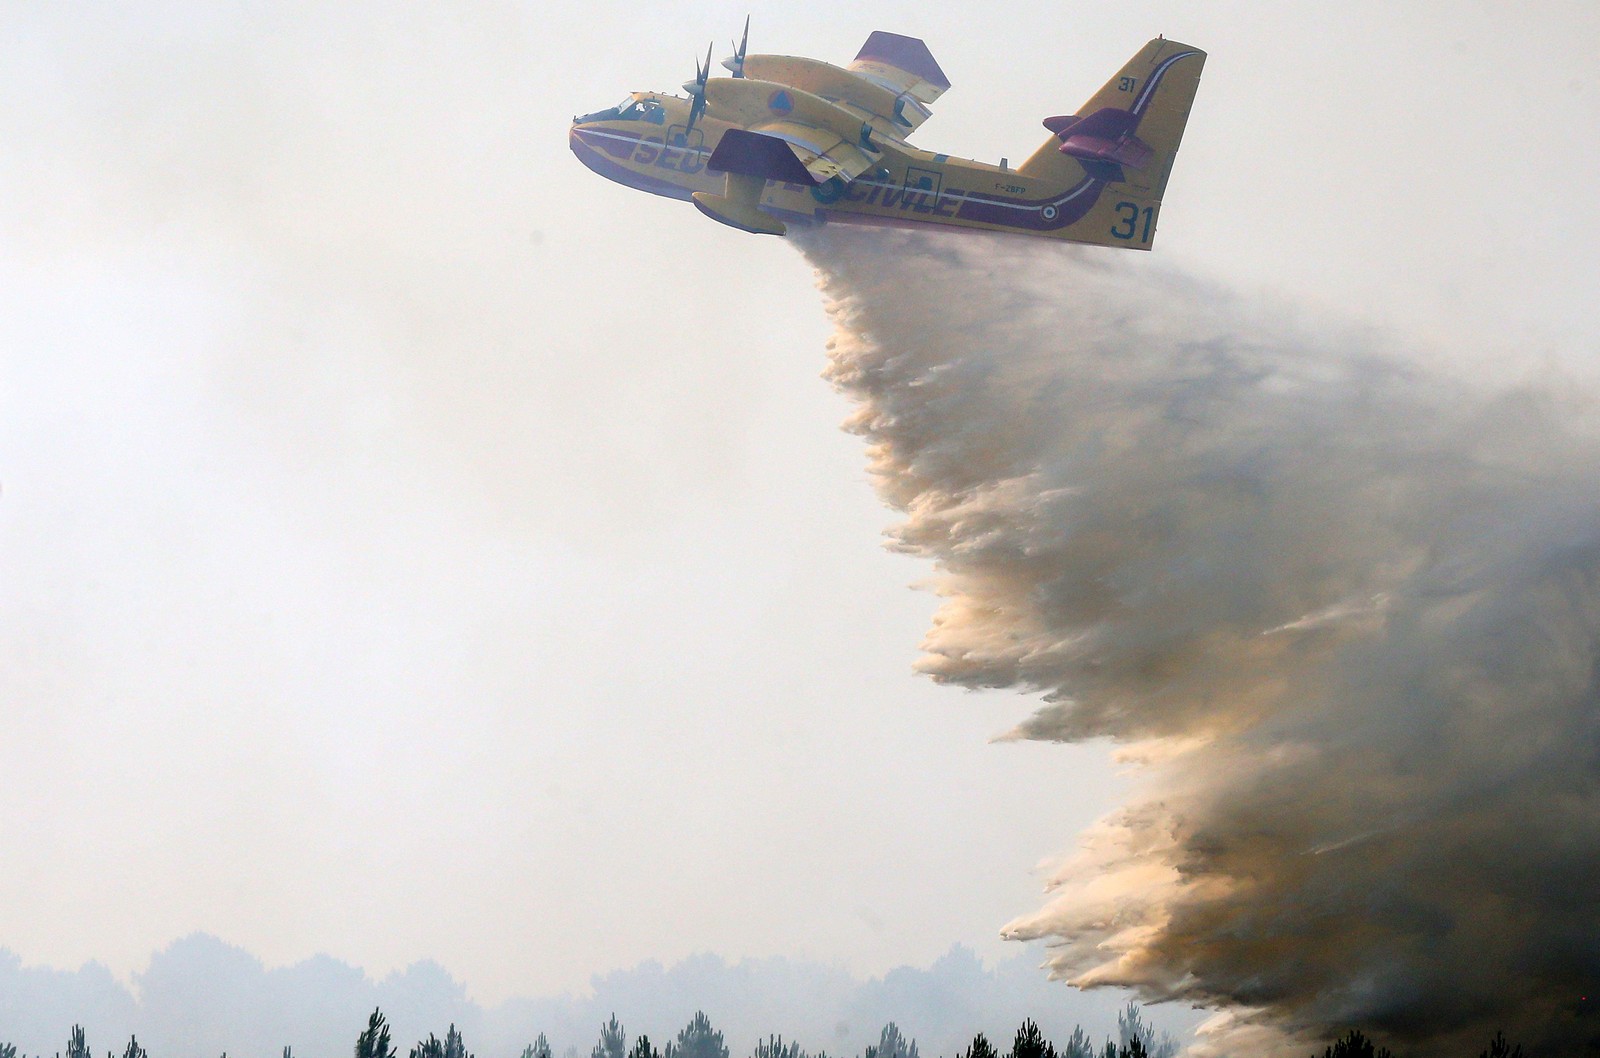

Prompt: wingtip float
xmin=570 ymin=26 xmax=1205 ymax=248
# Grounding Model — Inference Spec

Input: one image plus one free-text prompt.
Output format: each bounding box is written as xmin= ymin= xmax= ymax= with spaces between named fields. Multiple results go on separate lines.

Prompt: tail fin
xmin=1019 ymin=38 xmax=1205 ymax=201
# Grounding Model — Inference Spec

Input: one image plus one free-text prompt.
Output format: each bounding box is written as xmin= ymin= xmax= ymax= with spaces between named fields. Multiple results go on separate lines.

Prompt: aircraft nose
xmin=569 ymin=123 xmax=606 ymax=171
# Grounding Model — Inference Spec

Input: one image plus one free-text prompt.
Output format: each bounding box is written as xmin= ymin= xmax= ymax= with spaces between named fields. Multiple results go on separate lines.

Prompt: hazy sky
xmin=2 ymin=0 xmax=1596 ymax=1018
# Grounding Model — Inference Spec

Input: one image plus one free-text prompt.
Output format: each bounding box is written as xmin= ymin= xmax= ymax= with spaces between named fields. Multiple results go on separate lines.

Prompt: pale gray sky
xmin=1 ymin=0 xmax=1596 ymax=1014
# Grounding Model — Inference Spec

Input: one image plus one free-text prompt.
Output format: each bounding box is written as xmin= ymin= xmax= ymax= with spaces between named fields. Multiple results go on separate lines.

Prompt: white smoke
xmin=794 ymin=224 xmax=1600 ymax=1056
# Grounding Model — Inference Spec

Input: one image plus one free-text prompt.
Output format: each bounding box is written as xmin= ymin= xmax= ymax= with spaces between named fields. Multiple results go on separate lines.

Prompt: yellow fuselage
xmin=569 ymin=92 xmax=1158 ymax=244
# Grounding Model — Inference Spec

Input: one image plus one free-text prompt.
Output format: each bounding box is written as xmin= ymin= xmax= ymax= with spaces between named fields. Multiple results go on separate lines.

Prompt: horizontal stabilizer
xmin=1020 ymin=38 xmax=1205 ymax=201
xmin=1046 ymin=107 xmax=1153 ymax=170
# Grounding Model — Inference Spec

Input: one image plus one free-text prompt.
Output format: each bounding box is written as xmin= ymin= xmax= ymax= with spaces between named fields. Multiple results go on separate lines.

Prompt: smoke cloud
xmin=795 ymin=225 xmax=1600 ymax=1055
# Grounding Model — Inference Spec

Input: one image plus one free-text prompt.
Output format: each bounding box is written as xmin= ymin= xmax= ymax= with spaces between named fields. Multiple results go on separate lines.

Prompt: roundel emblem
xmin=767 ymin=90 xmax=794 ymax=115
xmin=1041 ymin=204 xmax=1059 ymax=221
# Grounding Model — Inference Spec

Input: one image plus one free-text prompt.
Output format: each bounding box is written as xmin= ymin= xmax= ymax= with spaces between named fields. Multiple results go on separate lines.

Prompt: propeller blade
xmin=685 ymin=42 xmax=714 ymax=132
xmin=723 ymin=15 xmax=749 ymax=77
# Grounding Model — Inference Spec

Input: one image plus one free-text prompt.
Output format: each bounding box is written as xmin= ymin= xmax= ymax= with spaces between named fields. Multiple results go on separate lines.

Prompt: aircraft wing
xmin=735 ymin=32 xmax=949 ymax=139
xmin=709 ymin=119 xmax=880 ymax=185
xmin=847 ymin=31 xmax=950 ymax=108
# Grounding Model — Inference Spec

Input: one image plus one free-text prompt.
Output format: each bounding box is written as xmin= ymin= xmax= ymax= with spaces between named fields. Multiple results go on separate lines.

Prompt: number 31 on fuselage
xmin=569 ymin=24 xmax=1205 ymax=246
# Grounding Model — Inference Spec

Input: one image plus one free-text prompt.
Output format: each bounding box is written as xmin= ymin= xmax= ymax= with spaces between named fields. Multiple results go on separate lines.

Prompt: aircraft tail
xmin=1019 ymin=38 xmax=1205 ymax=202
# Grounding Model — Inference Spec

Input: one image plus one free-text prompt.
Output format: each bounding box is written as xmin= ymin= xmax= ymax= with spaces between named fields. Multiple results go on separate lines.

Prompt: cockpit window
xmin=618 ymin=99 xmax=667 ymax=124
xmin=576 ymin=97 xmax=669 ymax=126
xmin=575 ymin=99 xmax=629 ymax=124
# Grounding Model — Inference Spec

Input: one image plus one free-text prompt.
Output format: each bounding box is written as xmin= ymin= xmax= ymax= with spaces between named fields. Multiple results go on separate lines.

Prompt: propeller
xmin=682 ymin=41 xmax=713 ymax=132
xmin=721 ymin=16 xmax=750 ymax=78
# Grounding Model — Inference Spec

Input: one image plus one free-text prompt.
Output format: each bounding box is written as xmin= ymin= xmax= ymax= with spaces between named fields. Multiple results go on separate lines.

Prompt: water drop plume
xmin=792 ymin=225 xmax=1600 ymax=1056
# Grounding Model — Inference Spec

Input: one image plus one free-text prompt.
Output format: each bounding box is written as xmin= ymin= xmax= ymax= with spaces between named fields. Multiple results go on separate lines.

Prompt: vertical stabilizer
xmin=1020 ymin=38 xmax=1205 ymax=200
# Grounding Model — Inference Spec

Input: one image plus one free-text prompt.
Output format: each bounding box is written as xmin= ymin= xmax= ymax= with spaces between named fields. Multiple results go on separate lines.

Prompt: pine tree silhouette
xmin=1059 ymin=1028 xmax=1093 ymax=1058
xmin=522 ymin=1034 xmax=553 ymax=1058
xmin=1314 ymin=1031 xmax=1393 ymax=1058
xmin=871 ymin=1025 xmax=917 ymax=1058
xmin=1009 ymin=1019 xmax=1054 ymax=1058
xmin=960 ymin=1033 xmax=997 ymax=1058
xmin=665 ymin=1012 xmax=728 ymax=1058
xmin=64 ymin=1027 xmax=89 ymax=1058
xmin=592 ymin=1016 xmax=627 ymax=1058
xmin=356 ymin=1009 xmax=396 ymax=1058
xmin=750 ymin=1036 xmax=806 ymax=1058
xmin=1478 ymin=1031 xmax=1524 ymax=1058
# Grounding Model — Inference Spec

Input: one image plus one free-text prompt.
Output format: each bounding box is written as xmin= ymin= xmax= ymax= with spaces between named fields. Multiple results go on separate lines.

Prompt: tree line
xmin=1 ymin=1006 xmax=1531 ymax=1058
xmin=348 ymin=1004 xmax=1174 ymax=1058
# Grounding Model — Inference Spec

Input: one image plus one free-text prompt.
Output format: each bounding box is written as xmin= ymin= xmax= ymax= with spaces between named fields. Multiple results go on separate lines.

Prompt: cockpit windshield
xmin=575 ymin=96 xmax=668 ymax=126
xmin=618 ymin=98 xmax=667 ymax=124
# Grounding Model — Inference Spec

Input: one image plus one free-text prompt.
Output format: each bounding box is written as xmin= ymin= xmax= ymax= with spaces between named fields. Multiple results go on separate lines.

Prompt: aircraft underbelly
xmin=752 ymin=156 xmax=1112 ymax=240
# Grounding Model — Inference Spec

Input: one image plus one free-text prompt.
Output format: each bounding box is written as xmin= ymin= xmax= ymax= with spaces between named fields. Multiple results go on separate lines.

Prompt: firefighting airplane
xmin=569 ymin=23 xmax=1205 ymax=245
